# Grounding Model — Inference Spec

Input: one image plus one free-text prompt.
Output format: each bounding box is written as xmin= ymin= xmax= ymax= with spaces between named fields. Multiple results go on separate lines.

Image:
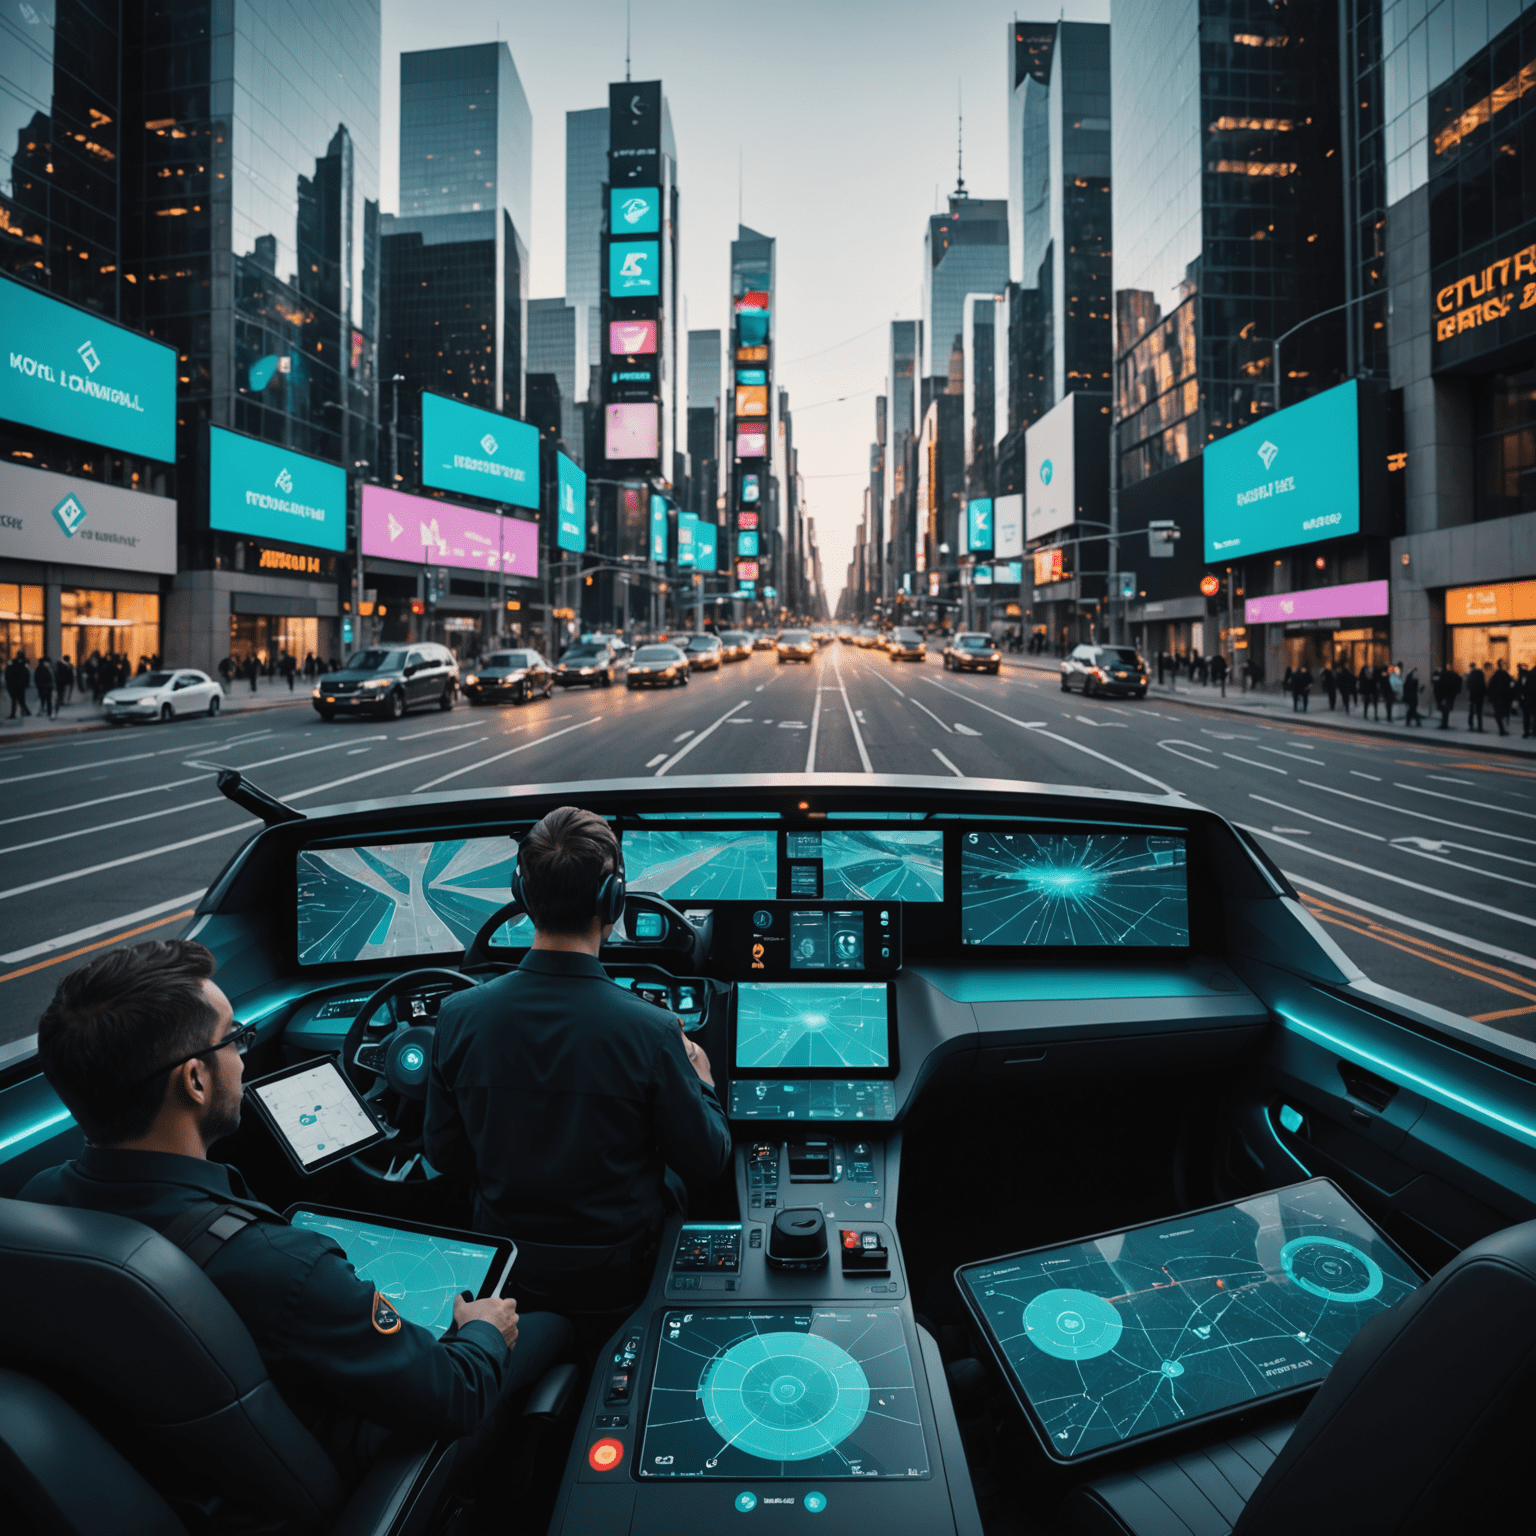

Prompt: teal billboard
xmin=649 ymin=494 xmax=669 ymax=561
xmin=421 ymin=392 xmax=539 ymax=509
xmin=609 ymin=240 xmax=660 ymax=297
xmin=610 ymin=187 xmax=660 ymax=235
xmin=0 ymin=275 xmax=177 ymax=460
xmin=694 ymin=520 xmax=718 ymax=573
xmin=209 ymin=426 xmax=346 ymax=551
xmin=678 ymin=511 xmax=698 ymax=567
xmin=556 ymin=452 xmax=586 ymax=553
xmin=1203 ymin=380 xmax=1361 ymax=562
xmin=966 ymin=497 xmax=993 ymax=552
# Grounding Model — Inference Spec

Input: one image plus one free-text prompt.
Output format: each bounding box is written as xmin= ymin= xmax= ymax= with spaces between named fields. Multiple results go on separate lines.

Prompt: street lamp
xmin=1271 ymin=291 xmax=1380 ymax=412
xmin=387 ymin=374 xmax=405 ymax=485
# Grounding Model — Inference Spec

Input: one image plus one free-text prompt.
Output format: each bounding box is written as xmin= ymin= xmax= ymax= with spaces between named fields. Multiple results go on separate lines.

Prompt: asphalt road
xmin=2 ymin=643 xmax=1532 ymax=1052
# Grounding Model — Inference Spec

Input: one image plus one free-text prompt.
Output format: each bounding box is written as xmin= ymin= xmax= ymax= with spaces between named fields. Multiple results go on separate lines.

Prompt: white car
xmin=103 ymin=668 xmax=223 ymax=723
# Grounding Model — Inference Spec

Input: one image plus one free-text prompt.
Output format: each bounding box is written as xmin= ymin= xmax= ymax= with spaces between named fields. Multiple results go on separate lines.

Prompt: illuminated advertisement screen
xmin=557 ymin=453 xmax=586 ymax=553
xmin=967 ymin=497 xmax=994 ymax=552
xmin=736 ymin=368 xmax=767 ymax=386
xmin=610 ymin=186 xmax=660 ymax=235
xmin=738 ymin=311 xmax=769 ymax=347
xmin=1025 ymin=395 xmax=1075 ymax=541
xmin=736 ymin=384 xmax=768 ymax=417
xmin=363 ymin=485 xmax=495 ymax=571
xmin=210 ymin=426 xmax=346 ymax=551
xmin=421 ymin=393 xmax=539 ymax=509
xmin=1203 ymin=380 xmax=1362 ymax=561
xmin=610 ymin=318 xmax=658 ymax=356
xmin=737 ymin=529 xmax=759 ymax=556
xmin=742 ymin=474 xmax=760 ymax=503
xmin=694 ymin=520 xmax=718 ymax=572
xmin=0 ymin=276 xmax=177 ymax=461
xmin=606 ymin=401 xmax=659 ymax=460
xmin=678 ymin=511 xmax=697 ymax=567
xmin=609 ymin=239 xmax=660 ymax=296
xmin=974 ymin=564 xmax=993 ymax=585
xmin=650 ymin=494 xmax=669 ymax=561
xmin=995 ymin=492 xmax=1024 ymax=559
xmin=0 ymin=460 xmax=176 ymax=574
xmin=737 ymin=424 xmax=768 ymax=458
xmin=738 ymin=509 xmax=759 ymax=530
xmin=736 ymin=559 xmax=760 ymax=582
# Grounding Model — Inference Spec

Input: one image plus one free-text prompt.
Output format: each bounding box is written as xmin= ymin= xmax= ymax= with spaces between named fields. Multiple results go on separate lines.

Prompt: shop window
xmin=1474 ymin=361 xmax=1536 ymax=521
xmin=230 ymin=615 xmax=320 ymax=669
xmin=61 ymin=589 xmax=160 ymax=670
xmin=0 ymin=583 xmax=43 ymax=666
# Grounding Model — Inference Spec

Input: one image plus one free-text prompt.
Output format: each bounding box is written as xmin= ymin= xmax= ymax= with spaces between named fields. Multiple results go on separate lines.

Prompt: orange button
xmin=588 ymin=1437 xmax=624 ymax=1472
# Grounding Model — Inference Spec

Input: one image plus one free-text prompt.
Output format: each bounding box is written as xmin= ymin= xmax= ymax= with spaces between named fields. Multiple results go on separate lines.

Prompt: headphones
xmin=510 ymin=837 xmax=626 ymax=927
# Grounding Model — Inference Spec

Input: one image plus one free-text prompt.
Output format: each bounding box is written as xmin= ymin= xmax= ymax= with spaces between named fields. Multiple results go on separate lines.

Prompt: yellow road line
xmin=0 ymin=909 xmax=195 ymax=984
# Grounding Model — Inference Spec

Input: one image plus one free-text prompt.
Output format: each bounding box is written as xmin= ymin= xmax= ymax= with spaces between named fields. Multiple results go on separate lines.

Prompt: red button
xmin=588 ymin=1437 xmax=624 ymax=1472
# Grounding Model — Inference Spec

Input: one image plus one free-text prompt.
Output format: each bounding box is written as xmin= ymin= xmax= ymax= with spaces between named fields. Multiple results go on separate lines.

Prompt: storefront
xmin=1445 ymin=580 xmax=1536 ymax=673
xmin=1246 ymin=579 xmax=1392 ymax=676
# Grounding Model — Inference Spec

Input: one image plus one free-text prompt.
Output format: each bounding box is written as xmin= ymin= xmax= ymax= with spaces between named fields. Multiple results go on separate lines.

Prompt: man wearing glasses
xmin=21 ymin=939 xmax=570 ymax=1475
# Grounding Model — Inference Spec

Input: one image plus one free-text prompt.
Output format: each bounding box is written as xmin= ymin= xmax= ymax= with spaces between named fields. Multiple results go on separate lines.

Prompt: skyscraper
xmin=885 ymin=318 xmax=922 ymax=599
xmin=565 ymin=107 xmax=609 ymax=397
xmin=921 ymin=195 xmax=1008 ymax=399
xmin=687 ymin=329 xmax=721 ymax=517
xmin=528 ymin=297 xmax=580 ymax=458
xmin=727 ymin=225 xmax=775 ymax=605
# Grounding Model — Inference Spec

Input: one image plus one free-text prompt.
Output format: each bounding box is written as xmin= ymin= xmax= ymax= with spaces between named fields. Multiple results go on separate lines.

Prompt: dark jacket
xmin=1488 ymin=668 xmax=1515 ymax=706
xmin=426 ymin=949 xmax=732 ymax=1246
xmin=1468 ymin=667 xmax=1488 ymax=701
xmin=4 ymin=656 xmax=27 ymax=694
xmin=20 ymin=1148 xmax=509 ymax=1443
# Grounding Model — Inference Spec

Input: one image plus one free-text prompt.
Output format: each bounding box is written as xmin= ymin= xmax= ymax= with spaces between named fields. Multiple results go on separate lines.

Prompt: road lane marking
xmin=0 ymin=749 xmax=157 ymax=785
xmin=1298 ymin=780 xmax=1536 ymax=846
xmin=674 ymin=731 xmax=694 ymax=742
xmin=1393 ymin=781 xmax=1536 ymax=821
xmin=655 ymin=701 xmax=751 ymax=776
xmin=0 ymin=775 xmax=206 ymax=829
xmin=0 ymin=826 xmax=249 ymax=903
xmin=1158 ymin=741 xmax=1220 ymax=769
xmin=932 ymin=749 xmax=963 ymax=777
xmin=831 ymin=646 xmax=872 ymax=771
xmin=1394 ymin=834 xmax=1536 ymax=869
xmin=805 ymin=694 xmax=822 ymax=771
xmin=1428 ymin=775 xmax=1475 ymax=785
xmin=194 ymin=735 xmax=390 ymax=773
xmin=286 ymin=738 xmax=493 ymax=801
xmin=0 ymin=907 xmax=202 ymax=983
xmin=870 ymin=672 xmax=906 ymax=697
xmin=1351 ymin=771 xmax=1382 ymax=781
xmin=1224 ymin=752 xmax=1287 ymax=774
xmin=1258 ymin=745 xmax=1325 ymax=764
xmin=1075 ymin=714 xmax=1127 ymax=728
xmin=645 ymin=753 xmax=667 ymax=767
xmin=0 ymin=795 xmax=228 ymax=856
xmin=347 ymin=748 xmax=370 ymax=755
xmin=0 ymin=890 xmax=209 ymax=964
xmin=398 ymin=722 xmax=482 ymax=739
xmin=1385 ymin=841 xmax=1536 ymax=890
xmin=1249 ymin=794 xmax=1384 ymax=839
xmin=954 ymin=722 xmax=981 ymax=736
xmin=907 ymin=696 xmax=953 ymax=733
xmin=412 ymin=718 xmax=601 ymax=791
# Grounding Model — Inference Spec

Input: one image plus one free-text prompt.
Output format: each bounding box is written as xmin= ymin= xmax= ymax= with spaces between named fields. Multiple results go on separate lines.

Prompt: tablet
xmin=956 ymin=1178 xmax=1420 ymax=1462
xmin=246 ymin=1057 xmax=386 ymax=1174
xmin=286 ymin=1206 xmax=516 ymax=1338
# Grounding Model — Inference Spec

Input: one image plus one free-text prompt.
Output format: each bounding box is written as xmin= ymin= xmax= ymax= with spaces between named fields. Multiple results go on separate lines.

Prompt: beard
xmin=204 ymin=1081 xmax=243 ymax=1147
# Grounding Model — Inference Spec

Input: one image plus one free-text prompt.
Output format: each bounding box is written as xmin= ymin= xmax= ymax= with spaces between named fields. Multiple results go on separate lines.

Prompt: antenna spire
xmin=955 ymin=81 xmax=967 ymax=199
xmin=625 ymin=0 xmax=631 ymax=82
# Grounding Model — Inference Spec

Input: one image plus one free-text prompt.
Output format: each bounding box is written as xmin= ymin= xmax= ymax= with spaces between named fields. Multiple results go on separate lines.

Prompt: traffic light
xmin=410 ymin=600 xmax=425 ymax=616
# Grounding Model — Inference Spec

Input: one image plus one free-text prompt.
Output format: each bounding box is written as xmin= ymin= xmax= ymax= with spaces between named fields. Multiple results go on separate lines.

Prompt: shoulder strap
xmin=160 ymin=1199 xmax=263 ymax=1269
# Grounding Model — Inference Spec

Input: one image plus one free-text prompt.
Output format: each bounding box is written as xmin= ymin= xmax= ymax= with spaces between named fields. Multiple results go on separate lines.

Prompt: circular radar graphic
xmin=1023 ymin=1289 xmax=1124 ymax=1361
xmin=699 ymin=1331 xmax=870 ymax=1461
xmin=1279 ymin=1237 xmax=1384 ymax=1303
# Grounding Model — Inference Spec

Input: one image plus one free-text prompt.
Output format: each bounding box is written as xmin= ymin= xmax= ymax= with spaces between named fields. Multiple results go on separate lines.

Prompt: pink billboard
xmin=360 ymin=485 xmax=537 ymax=576
xmin=1244 ymin=579 xmax=1389 ymax=626
xmin=736 ymin=424 xmax=768 ymax=458
xmin=605 ymin=402 xmax=659 ymax=460
xmin=609 ymin=319 xmax=657 ymax=356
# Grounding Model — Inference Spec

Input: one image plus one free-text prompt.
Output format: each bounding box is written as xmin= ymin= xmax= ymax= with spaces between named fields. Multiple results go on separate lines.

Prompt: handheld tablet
xmin=286 ymin=1205 xmax=516 ymax=1338
xmin=246 ymin=1057 xmax=386 ymax=1174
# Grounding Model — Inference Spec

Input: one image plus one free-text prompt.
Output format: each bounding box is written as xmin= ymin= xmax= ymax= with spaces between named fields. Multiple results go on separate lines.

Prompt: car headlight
xmin=663 ymin=665 xmax=676 ymax=676
xmin=465 ymin=674 xmax=478 ymax=686
xmin=361 ymin=677 xmax=390 ymax=689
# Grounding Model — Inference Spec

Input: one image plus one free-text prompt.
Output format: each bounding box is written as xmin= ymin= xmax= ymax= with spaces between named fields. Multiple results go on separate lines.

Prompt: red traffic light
xmin=1199 ymin=575 xmax=1220 ymax=597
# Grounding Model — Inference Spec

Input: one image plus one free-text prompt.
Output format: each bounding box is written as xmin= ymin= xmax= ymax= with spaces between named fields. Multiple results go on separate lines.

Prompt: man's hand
xmin=454 ymin=1293 xmax=520 ymax=1348
xmin=682 ymin=1023 xmax=714 ymax=1086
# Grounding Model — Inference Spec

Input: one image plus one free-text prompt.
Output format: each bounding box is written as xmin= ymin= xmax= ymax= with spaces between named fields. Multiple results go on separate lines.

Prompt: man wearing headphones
xmin=425 ymin=806 xmax=731 ymax=1309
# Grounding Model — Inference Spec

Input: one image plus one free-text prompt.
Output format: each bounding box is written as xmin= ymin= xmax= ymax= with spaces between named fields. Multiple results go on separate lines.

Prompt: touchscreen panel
xmin=289 ymin=1210 xmax=504 ymax=1337
xmin=786 ymin=830 xmax=944 ymax=902
xmin=625 ymin=829 xmax=777 ymax=900
xmin=957 ymin=1179 xmax=1419 ymax=1461
xmin=639 ymin=1306 xmax=929 ymax=1480
xmin=735 ymin=982 xmax=889 ymax=1071
xmin=297 ymin=835 xmax=531 ymax=963
xmin=250 ymin=1060 xmax=381 ymax=1167
xmin=960 ymin=830 xmax=1189 ymax=946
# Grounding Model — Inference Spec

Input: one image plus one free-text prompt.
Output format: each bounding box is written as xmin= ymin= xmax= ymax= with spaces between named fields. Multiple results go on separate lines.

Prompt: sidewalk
xmin=1001 ymin=653 xmax=1536 ymax=760
xmin=0 ymin=673 xmax=314 ymax=745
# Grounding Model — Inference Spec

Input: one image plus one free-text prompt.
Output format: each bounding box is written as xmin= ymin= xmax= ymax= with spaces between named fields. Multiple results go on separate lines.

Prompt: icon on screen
xmin=480 ymin=432 xmax=498 ymax=456
xmin=620 ymin=250 xmax=647 ymax=278
xmin=77 ymin=339 xmax=100 ymax=374
xmin=1257 ymin=439 xmax=1279 ymax=470
xmin=620 ymin=196 xmax=651 ymax=225
xmin=50 ymin=494 xmax=87 ymax=537
xmin=275 ymin=467 xmax=293 ymax=493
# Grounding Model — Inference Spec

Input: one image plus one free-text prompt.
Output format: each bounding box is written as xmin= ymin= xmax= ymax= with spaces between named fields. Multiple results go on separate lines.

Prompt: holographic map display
xmin=735 ymin=982 xmax=890 ymax=1071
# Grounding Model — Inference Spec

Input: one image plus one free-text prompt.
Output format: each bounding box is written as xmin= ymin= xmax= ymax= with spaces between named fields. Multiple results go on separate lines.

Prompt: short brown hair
xmin=37 ymin=940 xmax=220 ymax=1145
xmin=518 ymin=806 xmax=619 ymax=935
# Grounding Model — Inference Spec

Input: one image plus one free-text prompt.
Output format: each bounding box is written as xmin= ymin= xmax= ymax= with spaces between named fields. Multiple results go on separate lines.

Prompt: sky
xmin=381 ymin=0 xmax=1110 ymax=613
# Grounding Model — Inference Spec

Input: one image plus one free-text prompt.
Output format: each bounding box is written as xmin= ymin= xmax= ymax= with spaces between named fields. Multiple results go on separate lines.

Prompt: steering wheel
xmin=463 ymin=891 xmax=708 ymax=970
xmin=339 ymin=967 xmax=481 ymax=1100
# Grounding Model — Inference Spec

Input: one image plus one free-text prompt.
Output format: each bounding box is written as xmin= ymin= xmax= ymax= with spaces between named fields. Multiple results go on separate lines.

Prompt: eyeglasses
xmin=133 ymin=1023 xmax=258 ymax=1088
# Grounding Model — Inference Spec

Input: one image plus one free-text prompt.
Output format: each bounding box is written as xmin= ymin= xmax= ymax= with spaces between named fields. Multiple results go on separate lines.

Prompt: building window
xmin=1474 ymin=361 xmax=1536 ymax=521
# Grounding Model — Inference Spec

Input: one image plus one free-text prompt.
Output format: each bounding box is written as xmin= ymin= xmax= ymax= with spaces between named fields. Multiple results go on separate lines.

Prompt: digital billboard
xmin=737 ymin=311 xmax=770 ymax=347
xmin=1245 ymin=579 xmax=1388 ymax=626
xmin=610 ymin=186 xmax=660 ymax=235
xmin=974 ymin=564 xmax=992 ymax=585
xmin=0 ymin=460 xmax=176 ymax=574
xmin=742 ymin=473 xmax=761 ymax=503
xmin=737 ymin=424 xmax=768 ymax=458
xmin=0 ymin=275 xmax=177 ymax=461
xmin=421 ymin=393 xmax=539 ymax=509
xmin=1025 ymin=394 xmax=1076 ymax=541
xmin=735 ymin=383 xmax=768 ymax=417
xmin=736 ymin=368 xmax=767 ymax=386
xmin=556 ymin=453 xmax=586 ymax=553
xmin=361 ymin=485 xmax=536 ymax=576
xmin=967 ymin=497 xmax=993 ymax=552
xmin=995 ymin=493 xmax=1024 ymax=559
xmin=610 ymin=319 xmax=658 ymax=356
xmin=650 ymin=494 xmax=669 ymax=561
xmin=607 ymin=402 xmax=659 ymax=460
xmin=678 ymin=511 xmax=698 ymax=567
xmin=737 ymin=529 xmax=758 ymax=556
xmin=736 ymin=559 xmax=760 ymax=583
xmin=609 ymin=240 xmax=660 ymax=296
xmin=210 ymin=427 xmax=346 ymax=551
xmin=694 ymin=520 xmax=718 ymax=573
xmin=1203 ymin=380 xmax=1362 ymax=561
xmin=738 ymin=510 xmax=759 ymax=530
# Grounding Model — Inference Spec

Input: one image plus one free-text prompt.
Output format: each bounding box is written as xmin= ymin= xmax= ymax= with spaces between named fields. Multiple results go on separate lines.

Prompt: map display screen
xmin=639 ymin=1307 xmax=929 ymax=1480
xmin=735 ymin=982 xmax=891 ymax=1072
xmin=957 ymin=1179 xmax=1419 ymax=1461
xmin=248 ymin=1060 xmax=383 ymax=1171
xmin=624 ymin=829 xmax=777 ymax=900
xmin=785 ymin=830 xmax=944 ymax=902
xmin=297 ymin=836 xmax=532 ymax=964
xmin=289 ymin=1209 xmax=511 ymax=1338
xmin=960 ymin=830 xmax=1189 ymax=947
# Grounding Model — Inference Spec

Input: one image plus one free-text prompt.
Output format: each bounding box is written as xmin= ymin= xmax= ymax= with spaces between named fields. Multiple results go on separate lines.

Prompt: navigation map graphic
xmin=807 ymin=831 xmax=944 ymax=902
xmin=625 ymin=830 xmax=777 ymax=900
xmin=960 ymin=831 xmax=1189 ymax=946
xmin=290 ymin=1212 xmax=501 ymax=1337
xmin=736 ymin=982 xmax=889 ymax=1070
xmin=252 ymin=1063 xmax=378 ymax=1166
xmin=959 ymin=1179 xmax=1419 ymax=1459
xmin=298 ymin=836 xmax=531 ymax=963
xmin=640 ymin=1307 xmax=929 ymax=1479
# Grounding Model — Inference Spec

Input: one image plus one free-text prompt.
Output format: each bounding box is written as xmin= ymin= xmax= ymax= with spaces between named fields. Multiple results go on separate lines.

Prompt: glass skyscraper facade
xmin=565 ymin=106 xmax=608 ymax=394
xmin=686 ymin=328 xmax=721 ymax=517
xmin=527 ymin=297 xmax=579 ymax=459
xmin=921 ymin=195 xmax=1009 ymax=392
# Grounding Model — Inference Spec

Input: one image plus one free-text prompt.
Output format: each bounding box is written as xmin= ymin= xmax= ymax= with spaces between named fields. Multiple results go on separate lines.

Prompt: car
xmin=888 ymin=626 xmax=927 ymax=662
xmin=313 ymin=643 xmax=458 ymax=721
xmin=102 ymin=668 xmax=222 ymax=723
xmin=683 ymin=634 xmax=724 ymax=671
xmin=717 ymin=630 xmax=752 ymax=662
xmin=775 ymin=628 xmax=815 ymax=663
xmin=1061 ymin=642 xmax=1149 ymax=697
xmin=944 ymin=632 xmax=1002 ymax=674
xmin=552 ymin=643 xmax=623 ymax=688
xmin=462 ymin=649 xmax=554 ymax=705
xmin=752 ymin=632 xmax=775 ymax=651
xmin=626 ymin=643 xmax=690 ymax=687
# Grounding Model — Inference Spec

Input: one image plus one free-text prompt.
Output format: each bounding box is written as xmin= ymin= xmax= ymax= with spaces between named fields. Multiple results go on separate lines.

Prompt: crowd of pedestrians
xmin=211 ymin=650 xmax=342 ymax=694
xmin=5 ymin=650 xmax=159 ymax=718
xmin=1273 ymin=657 xmax=1531 ymax=736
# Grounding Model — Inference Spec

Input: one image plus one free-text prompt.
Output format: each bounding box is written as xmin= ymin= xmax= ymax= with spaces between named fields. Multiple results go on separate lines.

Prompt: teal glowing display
xmin=0 ymin=276 xmax=177 ymax=460
xmin=208 ymin=427 xmax=346 ymax=551
xmin=967 ymin=497 xmax=994 ymax=552
xmin=694 ymin=520 xmax=718 ymax=573
xmin=421 ymin=392 xmax=539 ymax=510
xmin=737 ymin=529 xmax=759 ymax=557
xmin=556 ymin=453 xmax=586 ymax=553
xmin=609 ymin=240 xmax=660 ymax=297
xmin=1203 ymin=380 xmax=1361 ymax=561
xmin=678 ymin=510 xmax=698 ymax=567
xmin=650 ymin=494 xmax=669 ymax=561
xmin=610 ymin=186 xmax=660 ymax=235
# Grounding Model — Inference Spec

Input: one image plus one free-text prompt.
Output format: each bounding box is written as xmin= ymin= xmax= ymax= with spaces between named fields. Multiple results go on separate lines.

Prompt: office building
xmin=726 ymin=225 xmax=775 ymax=608
xmin=565 ymin=107 xmax=609 ymax=396
xmin=686 ymin=328 xmax=722 ymax=517
xmin=884 ymin=318 xmax=922 ymax=603
xmin=528 ymin=297 xmax=580 ymax=458
xmin=921 ymin=194 xmax=1008 ymax=399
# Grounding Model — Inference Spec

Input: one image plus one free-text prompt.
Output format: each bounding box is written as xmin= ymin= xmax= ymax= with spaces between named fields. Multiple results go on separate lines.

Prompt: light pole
xmin=387 ymin=374 xmax=404 ymax=485
xmin=1271 ymin=291 xmax=1380 ymax=412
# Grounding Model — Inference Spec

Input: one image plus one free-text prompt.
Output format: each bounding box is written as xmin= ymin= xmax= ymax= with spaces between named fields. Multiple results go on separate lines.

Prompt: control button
xmin=842 ymin=1229 xmax=860 ymax=1250
xmin=614 ymin=1414 xmax=629 ymax=1427
xmin=588 ymin=1438 xmax=624 ymax=1471
xmin=804 ymin=1491 xmax=828 ymax=1514
xmin=861 ymin=1232 xmax=879 ymax=1249
xmin=735 ymin=1491 xmax=757 ymax=1512
xmin=749 ymin=1229 xmax=763 ymax=1248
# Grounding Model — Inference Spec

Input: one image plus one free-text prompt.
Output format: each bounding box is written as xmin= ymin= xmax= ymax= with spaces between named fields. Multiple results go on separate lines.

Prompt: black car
xmin=1061 ymin=643 xmax=1149 ymax=698
xmin=462 ymin=649 xmax=553 ymax=705
xmin=553 ymin=644 xmax=623 ymax=688
xmin=683 ymin=634 xmax=724 ymax=671
xmin=313 ymin=644 xmax=457 ymax=721
xmin=626 ymin=644 xmax=690 ymax=687
xmin=944 ymin=632 xmax=1002 ymax=673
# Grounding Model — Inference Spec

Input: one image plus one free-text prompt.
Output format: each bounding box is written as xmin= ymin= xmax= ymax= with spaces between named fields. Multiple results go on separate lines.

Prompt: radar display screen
xmin=639 ymin=1307 xmax=929 ymax=1480
xmin=787 ymin=830 xmax=944 ymax=902
xmin=957 ymin=1179 xmax=1419 ymax=1462
xmin=297 ymin=836 xmax=532 ymax=964
xmin=625 ymin=829 xmax=777 ymax=900
xmin=247 ymin=1059 xmax=384 ymax=1172
xmin=959 ymin=830 xmax=1189 ymax=947
xmin=735 ymin=982 xmax=890 ymax=1071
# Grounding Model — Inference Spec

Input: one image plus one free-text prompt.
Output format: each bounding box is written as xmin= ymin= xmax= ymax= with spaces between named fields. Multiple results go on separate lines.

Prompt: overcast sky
xmin=381 ymin=0 xmax=1110 ymax=612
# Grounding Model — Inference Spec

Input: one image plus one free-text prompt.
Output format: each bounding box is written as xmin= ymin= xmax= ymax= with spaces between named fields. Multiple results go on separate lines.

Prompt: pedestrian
xmin=280 ymin=650 xmax=296 ymax=691
xmin=1467 ymin=662 xmax=1487 ymax=732
xmin=54 ymin=654 xmax=74 ymax=706
xmin=1434 ymin=666 xmax=1461 ymax=729
xmin=1157 ymin=650 xmax=1167 ymax=686
xmin=246 ymin=654 xmax=260 ymax=693
xmin=1294 ymin=663 xmax=1312 ymax=712
xmin=217 ymin=655 xmax=232 ymax=694
xmin=1337 ymin=661 xmax=1355 ymax=713
xmin=1488 ymin=659 xmax=1515 ymax=737
xmin=5 ymin=651 xmax=31 ymax=718
xmin=1519 ymin=664 xmax=1536 ymax=739
xmin=33 ymin=655 xmax=55 ymax=719
xmin=1383 ymin=662 xmax=1403 ymax=723
xmin=1403 ymin=667 xmax=1423 ymax=727
xmin=1360 ymin=666 xmax=1379 ymax=720
xmin=1321 ymin=663 xmax=1337 ymax=710
xmin=1211 ymin=651 xmax=1229 ymax=698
